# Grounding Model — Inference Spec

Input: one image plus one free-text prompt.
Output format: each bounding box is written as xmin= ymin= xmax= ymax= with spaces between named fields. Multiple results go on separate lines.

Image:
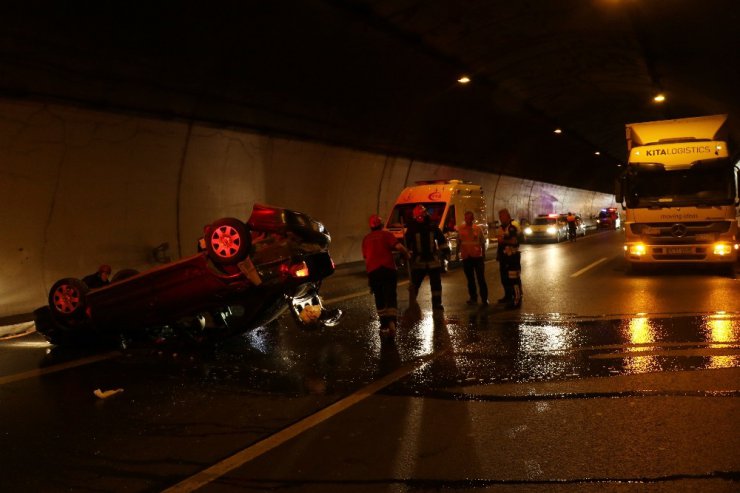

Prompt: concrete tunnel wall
xmin=0 ymin=99 xmax=618 ymax=318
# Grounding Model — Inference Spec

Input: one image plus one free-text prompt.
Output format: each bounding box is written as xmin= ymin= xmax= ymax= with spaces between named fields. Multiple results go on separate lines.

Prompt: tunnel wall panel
xmin=0 ymin=99 xmax=617 ymax=317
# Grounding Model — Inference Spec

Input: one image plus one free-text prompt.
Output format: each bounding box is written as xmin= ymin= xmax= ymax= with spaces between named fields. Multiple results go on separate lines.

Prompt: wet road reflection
xmin=30 ymin=305 xmax=740 ymax=402
xmin=28 ymin=309 xmax=740 ymax=401
xmin=381 ymin=310 xmax=740 ymax=396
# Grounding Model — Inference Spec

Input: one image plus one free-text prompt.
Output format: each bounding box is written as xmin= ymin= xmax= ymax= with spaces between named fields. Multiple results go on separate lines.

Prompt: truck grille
xmin=630 ymin=221 xmax=730 ymax=243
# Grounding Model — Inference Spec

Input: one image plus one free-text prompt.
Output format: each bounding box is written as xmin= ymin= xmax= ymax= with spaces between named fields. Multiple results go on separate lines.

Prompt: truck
xmin=385 ymin=179 xmax=488 ymax=268
xmin=616 ymin=114 xmax=739 ymax=272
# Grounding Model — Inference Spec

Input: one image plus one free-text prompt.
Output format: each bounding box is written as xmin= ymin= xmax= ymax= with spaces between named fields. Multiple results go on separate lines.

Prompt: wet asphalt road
xmin=1 ymin=229 xmax=739 ymax=492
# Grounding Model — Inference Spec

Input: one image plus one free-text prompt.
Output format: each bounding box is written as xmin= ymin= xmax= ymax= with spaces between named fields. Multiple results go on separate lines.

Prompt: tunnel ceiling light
xmin=653 ymin=93 xmax=666 ymax=103
xmin=457 ymin=75 xmax=471 ymax=84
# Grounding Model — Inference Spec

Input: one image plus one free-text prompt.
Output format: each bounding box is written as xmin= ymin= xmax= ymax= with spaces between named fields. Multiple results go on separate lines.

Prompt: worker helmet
xmin=413 ymin=204 xmax=427 ymax=222
xmin=368 ymin=214 xmax=383 ymax=229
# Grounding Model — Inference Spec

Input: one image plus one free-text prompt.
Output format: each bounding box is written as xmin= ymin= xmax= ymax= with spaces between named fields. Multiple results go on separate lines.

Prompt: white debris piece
xmin=94 ymin=388 xmax=124 ymax=399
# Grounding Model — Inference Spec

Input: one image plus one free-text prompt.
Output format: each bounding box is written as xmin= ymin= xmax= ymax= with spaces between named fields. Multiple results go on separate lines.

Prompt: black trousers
xmin=410 ymin=266 xmax=443 ymax=308
xmin=463 ymin=256 xmax=488 ymax=301
xmin=498 ymin=252 xmax=522 ymax=304
xmin=368 ymin=267 xmax=399 ymax=327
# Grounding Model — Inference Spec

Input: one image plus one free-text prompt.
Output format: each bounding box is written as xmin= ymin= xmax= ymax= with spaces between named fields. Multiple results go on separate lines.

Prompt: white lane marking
xmin=0 ymin=351 xmax=120 ymax=385
xmin=162 ymin=352 xmax=442 ymax=493
xmin=570 ymin=257 xmax=608 ymax=278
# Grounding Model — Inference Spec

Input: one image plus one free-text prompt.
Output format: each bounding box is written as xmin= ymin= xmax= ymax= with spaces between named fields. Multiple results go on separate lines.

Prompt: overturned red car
xmin=34 ymin=204 xmax=341 ymax=346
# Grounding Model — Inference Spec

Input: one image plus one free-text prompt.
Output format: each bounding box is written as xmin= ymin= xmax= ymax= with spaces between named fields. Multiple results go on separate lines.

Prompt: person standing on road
xmin=82 ymin=264 xmax=112 ymax=289
xmin=458 ymin=210 xmax=488 ymax=305
xmin=362 ymin=214 xmax=409 ymax=338
xmin=566 ymin=211 xmax=577 ymax=242
xmin=405 ymin=204 xmax=450 ymax=314
xmin=496 ymin=208 xmax=522 ymax=309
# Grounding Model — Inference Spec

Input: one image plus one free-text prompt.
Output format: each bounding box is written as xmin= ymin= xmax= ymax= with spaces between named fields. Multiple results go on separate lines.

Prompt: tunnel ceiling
xmin=1 ymin=0 xmax=738 ymax=193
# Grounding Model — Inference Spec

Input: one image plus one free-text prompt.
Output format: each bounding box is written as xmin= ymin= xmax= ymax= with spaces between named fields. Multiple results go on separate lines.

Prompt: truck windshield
xmin=624 ymin=158 xmax=736 ymax=207
xmin=387 ymin=202 xmax=446 ymax=228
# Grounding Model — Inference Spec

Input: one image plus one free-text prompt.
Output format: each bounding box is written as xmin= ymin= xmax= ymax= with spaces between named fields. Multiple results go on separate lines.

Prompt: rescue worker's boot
xmin=507 ymin=283 xmax=522 ymax=309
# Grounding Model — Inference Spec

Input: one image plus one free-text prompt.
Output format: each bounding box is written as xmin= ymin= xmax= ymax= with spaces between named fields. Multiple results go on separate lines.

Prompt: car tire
xmin=48 ymin=278 xmax=89 ymax=321
xmin=33 ymin=306 xmax=81 ymax=345
xmin=206 ymin=217 xmax=252 ymax=265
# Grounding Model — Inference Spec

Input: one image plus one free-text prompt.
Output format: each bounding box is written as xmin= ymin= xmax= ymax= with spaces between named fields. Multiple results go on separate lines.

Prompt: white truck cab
xmin=617 ymin=114 xmax=740 ymax=272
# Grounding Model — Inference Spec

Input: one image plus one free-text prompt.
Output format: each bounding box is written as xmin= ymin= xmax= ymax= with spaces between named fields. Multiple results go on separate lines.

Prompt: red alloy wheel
xmin=205 ymin=217 xmax=250 ymax=266
xmin=52 ymin=283 xmax=82 ymax=314
xmin=210 ymin=224 xmax=242 ymax=260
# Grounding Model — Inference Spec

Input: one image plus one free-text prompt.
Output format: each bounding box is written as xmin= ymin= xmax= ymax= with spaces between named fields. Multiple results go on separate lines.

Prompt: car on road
xmin=597 ymin=207 xmax=621 ymax=229
xmin=559 ymin=213 xmax=587 ymax=239
xmin=34 ymin=204 xmax=342 ymax=346
xmin=522 ymin=214 xmax=569 ymax=243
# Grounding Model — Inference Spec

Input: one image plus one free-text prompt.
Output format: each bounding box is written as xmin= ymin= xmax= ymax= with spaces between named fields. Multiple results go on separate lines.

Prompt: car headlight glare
xmin=546 ymin=226 xmax=556 ymax=234
xmin=524 ymin=227 xmax=532 ymax=235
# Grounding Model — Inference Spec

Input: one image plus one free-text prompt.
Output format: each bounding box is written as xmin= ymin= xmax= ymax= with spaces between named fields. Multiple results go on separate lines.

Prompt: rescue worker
xmin=362 ymin=214 xmax=409 ymax=338
xmin=82 ymin=264 xmax=112 ymax=289
xmin=458 ymin=210 xmax=488 ymax=305
xmin=496 ymin=208 xmax=522 ymax=309
xmin=566 ymin=211 xmax=577 ymax=241
xmin=405 ymin=204 xmax=450 ymax=313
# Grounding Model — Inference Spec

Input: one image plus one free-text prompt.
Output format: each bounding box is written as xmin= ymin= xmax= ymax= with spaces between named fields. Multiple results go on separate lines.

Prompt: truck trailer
xmin=617 ymin=114 xmax=739 ymax=272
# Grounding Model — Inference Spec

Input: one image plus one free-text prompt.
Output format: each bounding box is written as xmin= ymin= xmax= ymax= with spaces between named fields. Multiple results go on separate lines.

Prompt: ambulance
xmin=385 ymin=180 xmax=489 ymax=267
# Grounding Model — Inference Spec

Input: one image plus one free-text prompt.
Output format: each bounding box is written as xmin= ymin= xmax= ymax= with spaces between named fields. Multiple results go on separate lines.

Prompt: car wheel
xmin=48 ymin=278 xmax=89 ymax=320
xmin=206 ymin=217 xmax=251 ymax=265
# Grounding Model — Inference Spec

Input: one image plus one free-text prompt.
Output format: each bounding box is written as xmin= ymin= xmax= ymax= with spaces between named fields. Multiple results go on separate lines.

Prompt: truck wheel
xmin=206 ymin=217 xmax=251 ymax=265
xmin=48 ymin=278 xmax=89 ymax=320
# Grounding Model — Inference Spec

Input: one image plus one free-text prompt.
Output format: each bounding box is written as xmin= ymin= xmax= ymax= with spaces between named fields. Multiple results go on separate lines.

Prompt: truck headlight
xmin=713 ymin=243 xmax=733 ymax=256
xmin=524 ymin=227 xmax=532 ymax=235
xmin=627 ymin=243 xmax=646 ymax=256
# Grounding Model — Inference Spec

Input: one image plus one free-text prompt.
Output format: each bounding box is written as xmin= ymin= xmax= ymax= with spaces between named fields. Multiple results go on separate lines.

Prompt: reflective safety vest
xmin=458 ymin=223 xmax=484 ymax=259
xmin=498 ymin=221 xmax=520 ymax=257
